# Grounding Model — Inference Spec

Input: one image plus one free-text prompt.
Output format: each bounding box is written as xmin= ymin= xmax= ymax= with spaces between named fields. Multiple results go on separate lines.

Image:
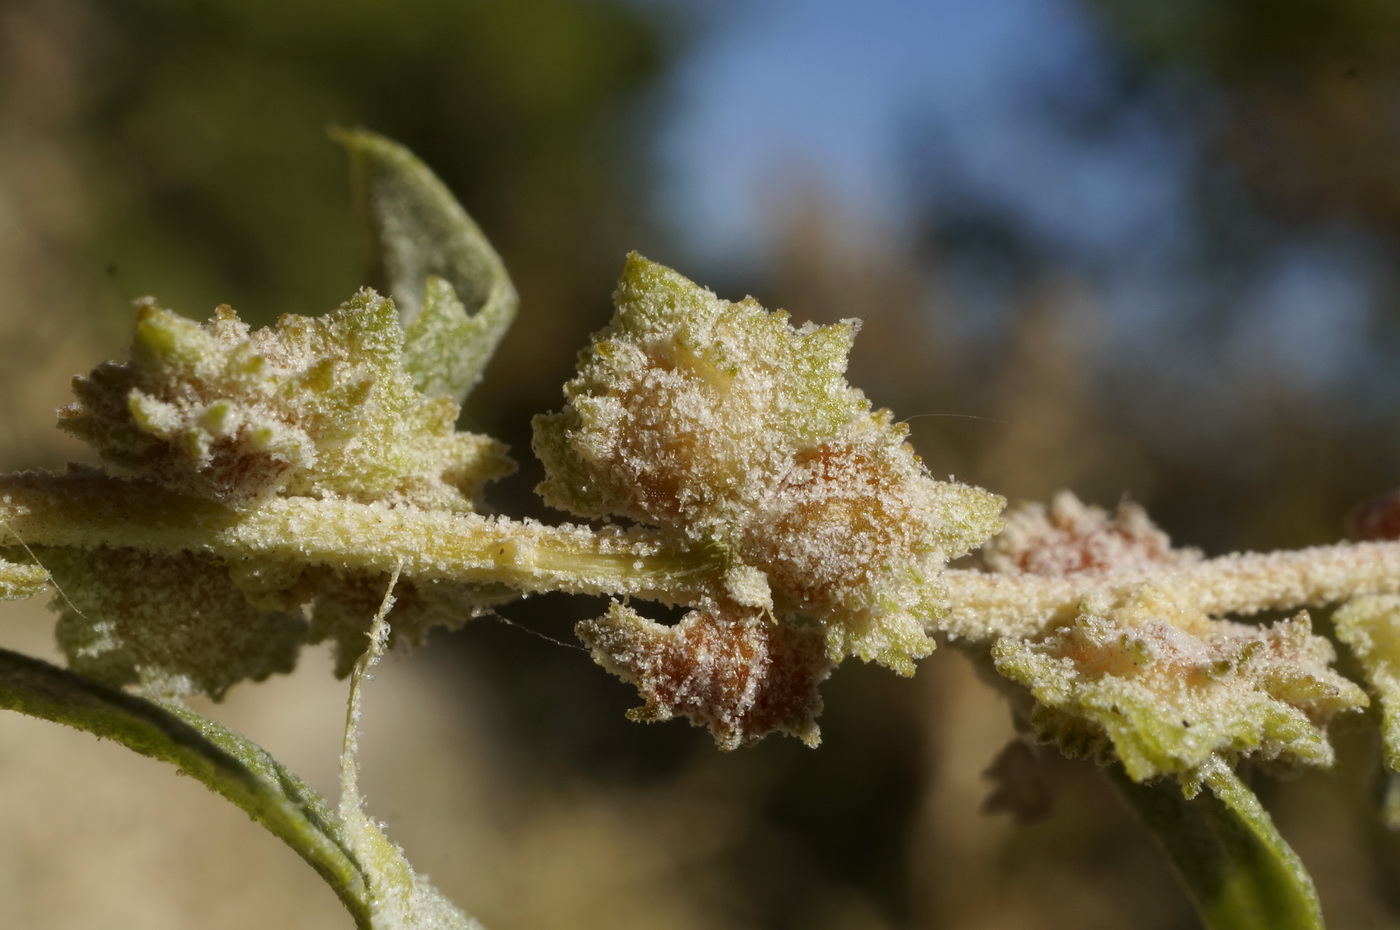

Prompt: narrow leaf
xmin=335 ymin=128 xmax=517 ymax=402
xmin=1108 ymin=760 xmax=1324 ymax=930
xmin=0 ymin=646 xmax=374 ymax=929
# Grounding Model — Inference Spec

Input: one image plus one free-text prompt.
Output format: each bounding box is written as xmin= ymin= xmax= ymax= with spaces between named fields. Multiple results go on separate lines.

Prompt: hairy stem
xmin=7 ymin=473 xmax=1400 ymax=639
xmin=940 ymin=541 xmax=1400 ymax=641
xmin=0 ymin=647 xmax=374 ymax=928
xmin=0 ymin=472 xmax=723 ymax=604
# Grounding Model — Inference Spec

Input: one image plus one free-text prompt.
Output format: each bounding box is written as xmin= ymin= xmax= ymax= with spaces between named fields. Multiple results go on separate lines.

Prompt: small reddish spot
xmin=1350 ymin=490 xmax=1400 ymax=542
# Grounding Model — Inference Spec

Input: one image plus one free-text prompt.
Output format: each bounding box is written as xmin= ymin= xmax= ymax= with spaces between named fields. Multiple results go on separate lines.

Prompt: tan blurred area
xmin=5 ymin=0 xmax=1400 ymax=928
xmin=0 ymin=601 xmax=756 ymax=930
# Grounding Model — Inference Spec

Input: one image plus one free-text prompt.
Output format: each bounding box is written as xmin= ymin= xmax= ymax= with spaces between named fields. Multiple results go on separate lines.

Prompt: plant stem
xmin=0 ymin=472 xmax=724 ymax=603
xmin=0 ymin=646 xmax=374 ymax=929
xmin=6 ymin=473 xmax=1400 ymax=636
xmin=939 ymin=540 xmax=1400 ymax=641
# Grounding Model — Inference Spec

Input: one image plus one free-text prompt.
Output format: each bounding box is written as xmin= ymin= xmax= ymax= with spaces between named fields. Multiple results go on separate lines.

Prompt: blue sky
xmin=652 ymin=0 xmax=1376 ymax=390
xmin=656 ymin=0 xmax=1177 ymax=265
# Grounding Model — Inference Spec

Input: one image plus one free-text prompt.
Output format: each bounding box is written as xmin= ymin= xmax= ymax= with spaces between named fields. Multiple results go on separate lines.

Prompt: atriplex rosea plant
xmin=3 ymin=131 xmax=1400 ymax=929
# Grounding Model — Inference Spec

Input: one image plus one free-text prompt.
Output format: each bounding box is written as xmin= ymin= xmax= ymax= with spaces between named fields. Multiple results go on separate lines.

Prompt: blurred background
xmin=3 ymin=0 xmax=1400 ymax=927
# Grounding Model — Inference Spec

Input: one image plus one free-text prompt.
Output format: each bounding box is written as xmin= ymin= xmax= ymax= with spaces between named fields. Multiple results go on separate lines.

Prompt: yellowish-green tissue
xmin=1334 ymin=594 xmax=1400 ymax=772
xmin=61 ymin=291 xmax=512 ymax=509
xmin=44 ymin=547 xmax=307 ymax=699
xmin=0 ymin=557 xmax=48 ymax=601
xmin=537 ymin=254 xmax=1003 ymax=674
xmin=995 ymin=585 xmax=1366 ymax=793
xmin=29 ymin=288 xmax=523 ymax=699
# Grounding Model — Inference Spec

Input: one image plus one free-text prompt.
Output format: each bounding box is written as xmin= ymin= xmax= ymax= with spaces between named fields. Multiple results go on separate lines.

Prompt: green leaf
xmin=399 ymin=276 xmax=490 ymax=402
xmin=1108 ymin=760 xmax=1325 ymax=930
xmin=0 ymin=646 xmax=374 ymax=928
xmin=335 ymin=128 xmax=517 ymax=402
xmin=1334 ymin=595 xmax=1400 ymax=772
xmin=0 ymin=612 xmax=483 ymax=930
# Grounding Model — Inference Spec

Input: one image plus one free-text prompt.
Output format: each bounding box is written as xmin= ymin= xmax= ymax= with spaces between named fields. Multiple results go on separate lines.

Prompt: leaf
xmin=335 ymin=128 xmax=517 ymax=402
xmin=1333 ymin=595 xmax=1400 ymax=771
xmin=402 ymin=275 xmax=497 ymax=402
xmin=0 ymin=634 xmax=485 ymax=929
xmin=0 ymin=646 xmax=374 ymax=928
xmin=1108 ymin=760 xmax=1325 ymax=930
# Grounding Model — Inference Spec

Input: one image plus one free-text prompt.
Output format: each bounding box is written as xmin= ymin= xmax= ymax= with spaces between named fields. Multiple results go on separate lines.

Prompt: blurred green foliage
xmin=81 ymin=0 xmax=670 ymax=317
xmin=0 ymin=0 xmax=682 ymax=459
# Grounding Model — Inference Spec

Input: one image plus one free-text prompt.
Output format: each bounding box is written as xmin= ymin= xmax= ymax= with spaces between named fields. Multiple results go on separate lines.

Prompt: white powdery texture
xmin=1334 ymin=594 xmax=1400 ymax=772
xmin=578 ymin=601 xmax=832 ymax=749
xmin=41 ymin=291 xmax=521 ymax=699
xmin=535 ymin=254 xmax=1004 ymax=676
xmin=994 ymin=585 xmax=1367 ymax=791
xmin=44 ymin=547 xmax=306 ymax=699
xmin=982 ymin=490 xmax=1199 ymax=577
xmin=60 ymin=292 xmax=510 ymax=509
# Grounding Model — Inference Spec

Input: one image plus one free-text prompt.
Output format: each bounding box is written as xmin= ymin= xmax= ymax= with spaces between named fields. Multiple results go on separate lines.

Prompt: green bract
xmin=1334 ymin=594 xmax=1400 ymax=772
xmin=61 ymin=291 xmax=512 ymax=510
xmin=536 ymin=254 xmax=1004 ymax=674
xmin=534 ymin=253 xmax=866 ymax=530
xmin=32 ymin=289 xmax=522 ymax=697
xmin=995 ymin=586 xmax=1367 ymax=791
xmin=47 ymin=547 xmax=305 ymax=699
